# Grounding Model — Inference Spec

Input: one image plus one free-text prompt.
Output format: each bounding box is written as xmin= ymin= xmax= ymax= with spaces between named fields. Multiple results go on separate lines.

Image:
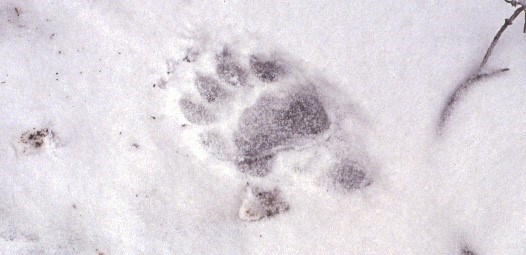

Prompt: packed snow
xmin=1 ymin=0 xmax=525 ymax=254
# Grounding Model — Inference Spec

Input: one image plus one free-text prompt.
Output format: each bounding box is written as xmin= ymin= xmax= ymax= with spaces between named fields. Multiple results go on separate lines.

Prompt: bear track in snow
xmin=161 ymin=37 xmax=375 ymax=221
xmin=175 ymin=44 xmax=335 ymax=177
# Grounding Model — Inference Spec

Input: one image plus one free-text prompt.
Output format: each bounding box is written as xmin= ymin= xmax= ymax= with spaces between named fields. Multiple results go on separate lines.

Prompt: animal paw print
xmin=176 ymin=45 xmax=333 ymax=177
xmin=168 ymin=40 xmax=374 ymax=220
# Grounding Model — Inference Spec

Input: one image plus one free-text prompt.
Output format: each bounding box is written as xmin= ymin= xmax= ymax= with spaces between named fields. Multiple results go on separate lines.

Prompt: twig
xmin=438 ymin=68 xmax=509 ymax=134
xmin=479 ymin=7 xmax=525 ymax=70
xmin=505 ymin=0 xmax=525 ymax=7
xmin=436 ymin=6 xmax=525 ymax=136
xmin=503 ymin=1 xmax=526 ymax=31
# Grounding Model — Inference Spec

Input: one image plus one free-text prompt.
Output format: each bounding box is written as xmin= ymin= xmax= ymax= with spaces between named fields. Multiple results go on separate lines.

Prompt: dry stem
xmin=437 ymin=6 xmax=525 ymax=136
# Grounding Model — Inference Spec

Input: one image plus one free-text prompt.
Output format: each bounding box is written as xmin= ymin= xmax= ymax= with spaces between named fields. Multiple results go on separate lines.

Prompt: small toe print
xmin=216 ymin=61 xmax=247 ymax=86
xmin=195 ymin=75 xmax=228 ymax=103
xmin=179 ymin=98 xmax=215 ymax=124
xmin=249 ymin=55 xmax=287 ymax=83
xmin=332 ymin=160 xmax=370 ymax=191
xmin=215 ymin=47 xmax=247 ymax=86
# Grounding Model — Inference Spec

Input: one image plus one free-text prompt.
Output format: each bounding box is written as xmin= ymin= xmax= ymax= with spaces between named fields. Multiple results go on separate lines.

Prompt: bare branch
xmin=505 ymin=0 xmax=525 ymax=7
xmin=437 ymin=68 xmax=509 ymax=135
xmin=436 ymin=6 xmax=525 ymax=136
xmin=479 ymin=7 xmax=525 ymax=70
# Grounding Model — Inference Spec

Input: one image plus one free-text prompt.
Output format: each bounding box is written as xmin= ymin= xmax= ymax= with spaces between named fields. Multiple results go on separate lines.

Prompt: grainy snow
xmin=1 ymin=1 xmax=525 ymax=254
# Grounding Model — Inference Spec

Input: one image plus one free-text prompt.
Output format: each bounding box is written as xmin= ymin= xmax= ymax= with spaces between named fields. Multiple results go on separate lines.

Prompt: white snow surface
xmin=1 ymin=1 xmax=525 ymax=254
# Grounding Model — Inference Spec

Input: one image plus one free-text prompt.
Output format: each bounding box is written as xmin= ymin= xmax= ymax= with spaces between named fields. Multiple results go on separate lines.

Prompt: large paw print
xmin=177 ymin=45 xmax=333 ymax=176
xmin=167 ymin=40 xmax=374 ymax=220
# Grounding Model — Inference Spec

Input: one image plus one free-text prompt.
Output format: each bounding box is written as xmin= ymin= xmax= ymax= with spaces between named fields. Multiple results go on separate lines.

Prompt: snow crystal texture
xmin=0 ymin=0 xmax=525 ymax=254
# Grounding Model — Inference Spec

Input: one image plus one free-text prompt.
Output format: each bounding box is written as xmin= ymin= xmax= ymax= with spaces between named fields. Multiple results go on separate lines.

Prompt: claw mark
xmin=183 ymin=48 xmax=199 ymax=63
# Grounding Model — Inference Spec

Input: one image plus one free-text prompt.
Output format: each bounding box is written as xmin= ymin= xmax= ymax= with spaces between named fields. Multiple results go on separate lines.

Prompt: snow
xmin=1 ymin=0 xmax=525 ymax=254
